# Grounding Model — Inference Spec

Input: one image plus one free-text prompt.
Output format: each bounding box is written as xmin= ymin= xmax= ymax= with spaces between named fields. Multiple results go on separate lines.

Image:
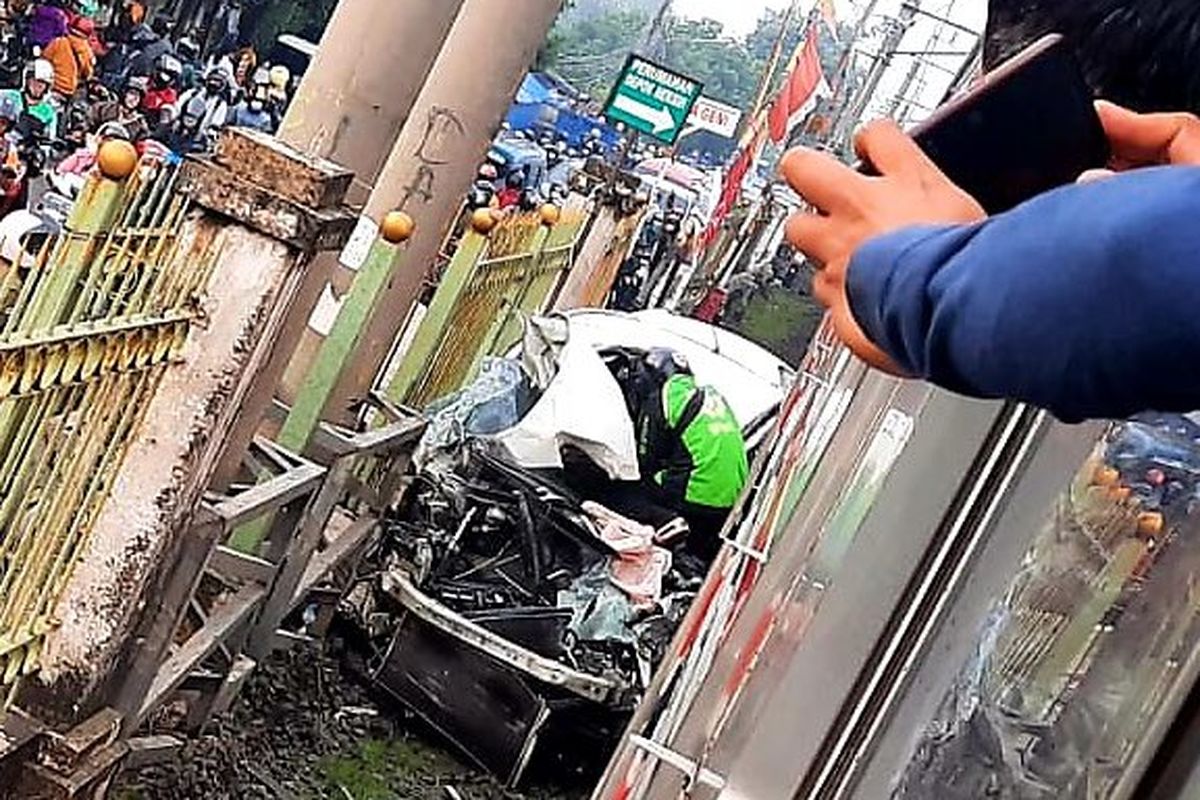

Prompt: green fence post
xmin=231 ymin=215 xmax=412 ymax=555
xmin=275 ymin=213 xmax=415 ymax=456
xmin=24 ymin=173 xmax=130 ymax=331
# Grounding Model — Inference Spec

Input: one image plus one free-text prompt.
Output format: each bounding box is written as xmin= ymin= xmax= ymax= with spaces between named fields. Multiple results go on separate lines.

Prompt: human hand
xmin=1095 ymin=101 xmax=1200 ymax=169
xmin=781 ymin=119 xmax=985 ymax=373
xmin=1081 ymin=102 xmax=1200 ymax=181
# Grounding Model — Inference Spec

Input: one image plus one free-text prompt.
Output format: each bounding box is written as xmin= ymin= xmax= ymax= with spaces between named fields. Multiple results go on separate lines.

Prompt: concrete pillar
xmin=212 ymin=0 xmax=464 ymax=486
xmin=278 ymin=0 xmax=467 ymax=203
xmin=318 ymin=0 xmax=566 ymax=424
xmin=16 ymin=132 xmax=356 ymax=729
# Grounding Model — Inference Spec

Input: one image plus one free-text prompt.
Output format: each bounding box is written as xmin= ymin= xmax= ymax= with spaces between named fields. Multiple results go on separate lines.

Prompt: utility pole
xmin=214 ymin=0 xmax=465 ymax=484
xmin=831 ymin=1 xmax=916 ymax=149
xmin=278 ymin=0 xmax=466 ymax=204
xmin=740 ymin=0 xmax=800 ymax=141
xmin=317 ymin=0 xmax=566 ymax=428
xmin=641 ymin=0 xmax=673 ymax=60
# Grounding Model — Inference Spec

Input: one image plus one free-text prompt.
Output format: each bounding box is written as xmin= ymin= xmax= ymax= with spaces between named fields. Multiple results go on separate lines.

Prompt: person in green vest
xmin=631 ymin=348 xmax=749 ymax=562
xmin=0 ymin=59 xmax=59 ymax=141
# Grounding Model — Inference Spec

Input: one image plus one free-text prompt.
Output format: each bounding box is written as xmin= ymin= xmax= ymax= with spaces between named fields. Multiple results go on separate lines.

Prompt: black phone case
xmin=874 ymin=34 xmax=1111 ymax=213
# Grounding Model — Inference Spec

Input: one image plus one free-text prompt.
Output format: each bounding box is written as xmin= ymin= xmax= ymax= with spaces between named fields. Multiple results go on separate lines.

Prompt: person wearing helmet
xmin=1 ymin=59 xmax=59 ymax=140
xmin=265 ymin=63 xmax=290 ymax=127
xmin=175 ymin=67 xmax=229 ymax=142
xmin=496 ymin=169 xmax=524 ymax=210
xmin=43 ymin=15 xmax=95 ymax=98
xmin=88 ymin=75 xmax=149 ymax=141
xmin=213 ymin=44 xmax=256 ymax=99
xmin=142 ymin=53 xmax=181 ymax=113
xmin=56 ymin=119 xmax=130 ymax=178
xmin=161 ymin=91 xmax=206 ymax=156
xmin=227 ymin=81 xmax=272 ymax=133
xmin=123 ymin=18 xmax=173 ymax=79
xmin=174 ymin=37 xmax=201 ymax=91
xmin=627 ymin=348 xmax=748 ymax=562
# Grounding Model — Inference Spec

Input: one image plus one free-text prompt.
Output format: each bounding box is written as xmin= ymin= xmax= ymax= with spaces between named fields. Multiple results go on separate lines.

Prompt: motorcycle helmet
xmin=154 ymin=54 xmax=183 ymax=87
xmin=176 ymin=37 xmax=200 ymax=62
xmin=123 ymin=75 xmax=149 ymax=109
xmin=25 ymin=59 xmax=54 ymax=97
xmin=644 ymin=348 xmax=691 ymax=384
xmin=203 ymin=67 xmax=230 ymax=96
xmin=0 ymin=94 xmax=20 ymax=128
xmin=96 ymin=121 xmax=132 ymax=141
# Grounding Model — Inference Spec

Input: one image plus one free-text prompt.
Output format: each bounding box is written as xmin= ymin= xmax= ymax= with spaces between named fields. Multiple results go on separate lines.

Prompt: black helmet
xmin=177 ymin=37 xmax=200 ymax=61
xmin=644 ymin=348 xmax=690 ymax=384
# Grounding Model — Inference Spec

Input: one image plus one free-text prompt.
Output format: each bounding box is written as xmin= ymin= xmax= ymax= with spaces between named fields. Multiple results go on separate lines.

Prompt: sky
xmin=672 ymin=0 xmax=858 ymax=37
xmin=673 ymin=0 xmax=985 ymax=37
xmin=671 ymin=0 xmax=990 ymax=128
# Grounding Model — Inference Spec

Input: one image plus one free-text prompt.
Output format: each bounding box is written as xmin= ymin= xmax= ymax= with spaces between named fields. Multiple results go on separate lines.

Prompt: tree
xmin=238 ymin=0 xmax=339 ymax=54
xmin=541 ymin=10 xmax=651 ymax=100
xmin=661 ymin=17 xmax=758 ymax=108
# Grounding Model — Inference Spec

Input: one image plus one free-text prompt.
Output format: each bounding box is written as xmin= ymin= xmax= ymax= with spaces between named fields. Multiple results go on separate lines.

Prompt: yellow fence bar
xmin=390 ymin=206 xmax=589 ymax=409
xmin=0 ymin=162 xmax=201 ymax=701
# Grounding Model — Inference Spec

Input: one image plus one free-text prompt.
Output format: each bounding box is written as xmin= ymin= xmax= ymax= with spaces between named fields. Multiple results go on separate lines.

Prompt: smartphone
xmin=873 ymin=34 xmax=1111 ymax=214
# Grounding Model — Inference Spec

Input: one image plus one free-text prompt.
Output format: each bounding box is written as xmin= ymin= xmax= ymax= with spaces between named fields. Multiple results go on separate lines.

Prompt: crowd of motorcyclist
xmin=465 ymin=125 xmax=615 ymax=215
xmin=0 ymin=0 xmax=293 ymax=215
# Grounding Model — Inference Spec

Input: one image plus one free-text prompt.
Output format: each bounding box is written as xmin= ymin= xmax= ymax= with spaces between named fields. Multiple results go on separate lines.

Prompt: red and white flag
xmin=768 ymin=25 xmax=830 ymax=144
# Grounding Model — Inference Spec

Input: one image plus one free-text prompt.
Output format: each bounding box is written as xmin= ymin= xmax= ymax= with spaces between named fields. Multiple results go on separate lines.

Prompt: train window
xmin=891 ymin=414 xmax=1200 ymax=799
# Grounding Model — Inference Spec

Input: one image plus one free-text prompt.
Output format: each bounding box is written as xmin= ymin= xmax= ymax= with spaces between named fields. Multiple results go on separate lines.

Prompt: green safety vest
xmin=650 ymin=374 xmax=749 ymax=509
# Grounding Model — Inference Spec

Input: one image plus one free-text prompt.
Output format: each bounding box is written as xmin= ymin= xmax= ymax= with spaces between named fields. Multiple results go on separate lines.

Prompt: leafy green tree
xmin=540 ymin=10 xmax=651 ymax=99
xmin=661 ymin=17 xmax=758 ymax=108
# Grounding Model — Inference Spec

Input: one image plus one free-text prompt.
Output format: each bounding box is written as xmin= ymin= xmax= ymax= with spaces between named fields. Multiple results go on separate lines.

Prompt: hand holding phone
xmin=883 ymin=33 xmax=1110 ymax=213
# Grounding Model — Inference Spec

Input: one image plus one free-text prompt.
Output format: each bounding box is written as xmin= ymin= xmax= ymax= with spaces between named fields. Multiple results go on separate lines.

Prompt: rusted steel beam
xmin=291 ymin=515 xmax=379 ymax=608
xmin=207 ymin=547 xmax=277 ymax=586
xmin=215 ymin=129 xmax=353 ymax=210
xmin=137 ymin=584 xmax=266 ymax=723
xmin=199 ymin=460 xmax=326 ymax=531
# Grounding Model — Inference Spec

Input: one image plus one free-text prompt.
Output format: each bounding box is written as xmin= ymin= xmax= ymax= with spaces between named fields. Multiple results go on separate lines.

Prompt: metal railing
xmin=387 ymin=208 xmax=590 ymax=409
xmin=0 ymin=165 xmax=203 ymax=699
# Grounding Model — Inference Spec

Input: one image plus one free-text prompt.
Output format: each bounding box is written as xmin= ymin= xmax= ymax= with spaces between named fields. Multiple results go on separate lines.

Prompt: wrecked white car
xmin=342 ymin=310 xmax=791 ymax=786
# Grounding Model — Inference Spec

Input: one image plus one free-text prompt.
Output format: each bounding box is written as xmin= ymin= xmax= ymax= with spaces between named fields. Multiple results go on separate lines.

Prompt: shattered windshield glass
xmin=895 ymin=414 xmax=1200 ymax=799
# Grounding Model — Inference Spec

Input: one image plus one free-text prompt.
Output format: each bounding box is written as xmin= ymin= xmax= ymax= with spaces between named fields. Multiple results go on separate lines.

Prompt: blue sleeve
xmin=846 ymin=167 xmax=1200 ymax=423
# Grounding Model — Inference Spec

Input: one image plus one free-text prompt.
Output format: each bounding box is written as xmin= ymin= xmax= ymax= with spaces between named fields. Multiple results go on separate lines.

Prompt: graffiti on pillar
xmin=398 ymin=105 xmax=466 ymax=212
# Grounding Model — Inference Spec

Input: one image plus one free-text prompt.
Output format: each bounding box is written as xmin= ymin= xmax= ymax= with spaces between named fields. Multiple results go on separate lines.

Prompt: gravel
xmin=114 ymin=646 xmax=589 ymax=800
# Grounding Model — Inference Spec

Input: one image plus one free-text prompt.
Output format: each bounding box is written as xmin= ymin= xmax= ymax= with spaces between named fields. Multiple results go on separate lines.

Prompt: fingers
xmin=785 ymin=211 xmax=841 ymax=266
xmin=811 ymin=271 xmax=911 ymax=377
xmin=812 ymin=268 xmax=839 ymax=307
xmin=854 ymin=118 xmax=938 ymax=179
xmin=779 ymin=146 xmax=862 ymax=213
xmin=1096 ymin=100 xmax=1200 ymax=167
xmin=1077 ymin=168 xmax=1116 ymax=185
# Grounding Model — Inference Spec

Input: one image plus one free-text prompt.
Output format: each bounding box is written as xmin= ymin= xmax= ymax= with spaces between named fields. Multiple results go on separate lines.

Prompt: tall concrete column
xmin=278 ymin=0 xmax=466 ymax=204
xmin=320 ymin=0 xmax=565 ymax=422
xmin=213 ymin=0 xmax=464 ymax=485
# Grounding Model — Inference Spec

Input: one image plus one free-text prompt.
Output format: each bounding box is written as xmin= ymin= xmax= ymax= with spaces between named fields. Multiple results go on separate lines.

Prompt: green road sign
xmin=603 ymin=54 xmax=704 ymax=145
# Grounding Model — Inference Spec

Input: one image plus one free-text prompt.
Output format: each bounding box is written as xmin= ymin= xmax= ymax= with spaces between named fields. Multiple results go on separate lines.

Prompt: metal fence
xmin=0 ymin=165 xmax=200 ymax=700
xmin=386 ymin=207 xmax=589 ymax=409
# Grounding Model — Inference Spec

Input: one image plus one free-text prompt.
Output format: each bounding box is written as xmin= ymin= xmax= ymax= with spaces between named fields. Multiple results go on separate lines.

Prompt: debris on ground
xmin=114 ymin=647 xmax=587 ymax=800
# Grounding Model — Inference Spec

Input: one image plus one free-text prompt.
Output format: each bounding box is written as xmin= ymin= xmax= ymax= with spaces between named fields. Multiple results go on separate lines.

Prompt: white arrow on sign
xmin=613 ymin=93 xmax=677 ymax=134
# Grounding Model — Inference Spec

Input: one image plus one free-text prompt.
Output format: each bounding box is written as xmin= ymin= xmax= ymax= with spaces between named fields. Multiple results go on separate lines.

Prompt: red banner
xmin=768 ymin=26 xmax=826 ymax=144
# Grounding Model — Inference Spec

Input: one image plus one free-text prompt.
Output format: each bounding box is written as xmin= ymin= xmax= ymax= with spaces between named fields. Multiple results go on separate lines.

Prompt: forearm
xmin=846 ymin=166 xmax=1200 ymax=422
